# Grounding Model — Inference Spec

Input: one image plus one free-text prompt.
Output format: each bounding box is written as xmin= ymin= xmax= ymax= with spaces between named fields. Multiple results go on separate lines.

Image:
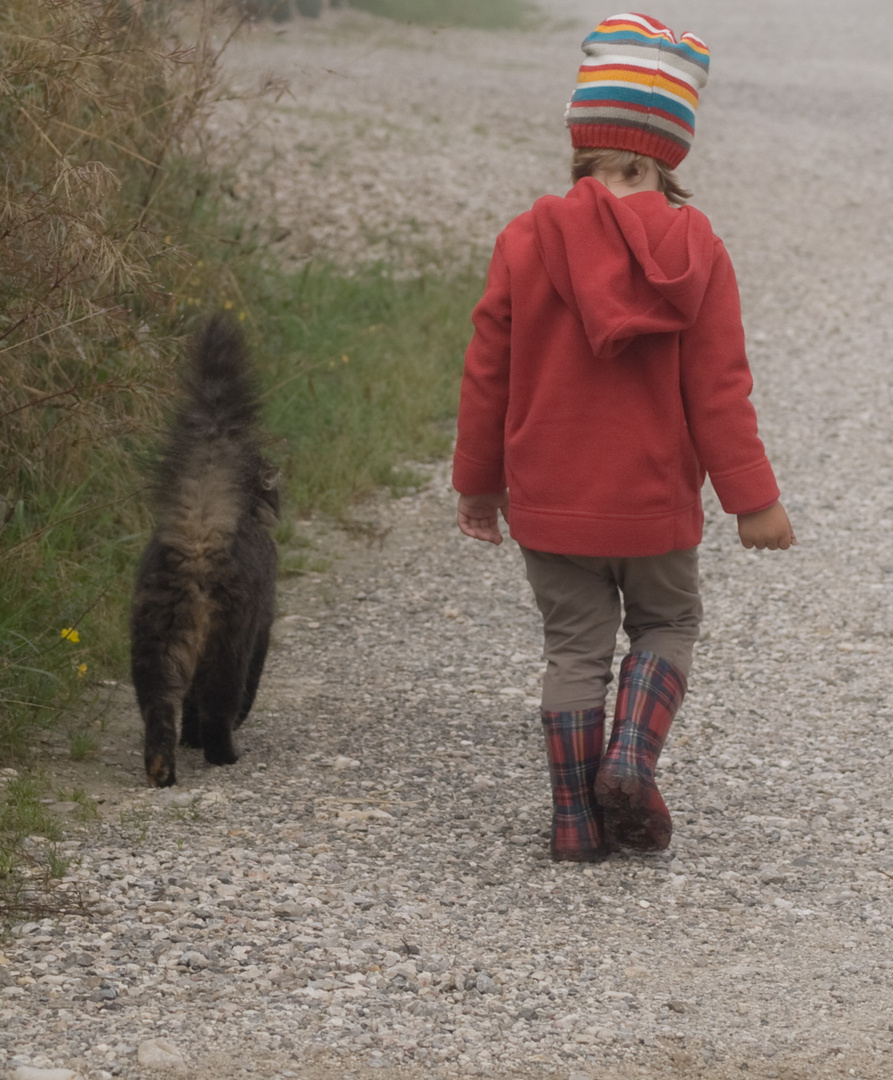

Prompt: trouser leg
xmin=521 ymin=548 xmax=621 ymax=711
xmin=616 ymin=547 xmax=702 ymax=680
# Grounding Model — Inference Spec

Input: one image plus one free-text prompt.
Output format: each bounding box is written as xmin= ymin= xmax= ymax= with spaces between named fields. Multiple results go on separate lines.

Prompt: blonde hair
xmin=570 ymin=148 xmax=692 ymax=206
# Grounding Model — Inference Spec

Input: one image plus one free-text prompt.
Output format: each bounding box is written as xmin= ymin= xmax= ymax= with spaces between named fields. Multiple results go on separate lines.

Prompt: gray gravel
xmin=4 ymin=1 xmax=893 ymax=1078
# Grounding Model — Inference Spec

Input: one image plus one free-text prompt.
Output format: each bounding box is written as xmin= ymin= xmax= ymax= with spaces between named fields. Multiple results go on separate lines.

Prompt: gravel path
xmin=4 ymin=1 xmax=893 ymax=1078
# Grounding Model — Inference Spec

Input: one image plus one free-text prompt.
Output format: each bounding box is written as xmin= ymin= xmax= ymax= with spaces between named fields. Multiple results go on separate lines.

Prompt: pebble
xmin=136 ymin=1039 xmax=187 ymax=1075
xmin=9 ymin=1070 xmax=84 ymax=1080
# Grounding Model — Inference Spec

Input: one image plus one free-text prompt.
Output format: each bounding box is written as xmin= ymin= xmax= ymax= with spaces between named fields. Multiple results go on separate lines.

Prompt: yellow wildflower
xmin=61 ymin=627 xmax=80 ymax=643
xmin=77 ymin=664 xmax=88 ymax=678
xmin=223 ymin=299 xmax=235 ymax=311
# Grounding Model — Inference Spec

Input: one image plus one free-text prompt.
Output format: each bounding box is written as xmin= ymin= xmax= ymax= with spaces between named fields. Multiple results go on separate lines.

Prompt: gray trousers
xmin=521 ymin=547 xmax=702 ymax=712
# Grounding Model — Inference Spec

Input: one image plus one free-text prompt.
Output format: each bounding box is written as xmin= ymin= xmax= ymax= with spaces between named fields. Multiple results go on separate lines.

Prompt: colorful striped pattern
xmin=565 ymin=13 xmax=710 ymax=168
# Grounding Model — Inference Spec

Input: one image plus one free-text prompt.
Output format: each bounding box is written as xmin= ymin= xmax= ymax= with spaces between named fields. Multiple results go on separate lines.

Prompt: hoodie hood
xmin=530 ymin=177 xmax=717 ymax=358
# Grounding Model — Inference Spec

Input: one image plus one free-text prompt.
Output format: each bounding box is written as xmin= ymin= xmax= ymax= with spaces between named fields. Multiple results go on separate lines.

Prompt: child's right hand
xmin=457 ymin=491 xmax=510 ymax=545
xmin=737 ymin=501 xmax=797 ymax=550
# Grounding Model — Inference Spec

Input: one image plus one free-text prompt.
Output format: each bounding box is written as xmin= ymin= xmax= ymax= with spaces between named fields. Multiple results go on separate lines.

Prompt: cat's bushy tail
xmin=152 ymin=313 xmax=267 ymax=549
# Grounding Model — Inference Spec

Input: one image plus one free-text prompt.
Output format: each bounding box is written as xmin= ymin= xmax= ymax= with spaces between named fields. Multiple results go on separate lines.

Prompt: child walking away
xmin=452 ymin=13 xmax=796 ymax=862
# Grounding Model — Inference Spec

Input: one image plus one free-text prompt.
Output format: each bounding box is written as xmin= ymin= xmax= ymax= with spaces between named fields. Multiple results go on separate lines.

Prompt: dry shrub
xmin=0 ymin=0 xmax=291 ymax=769
xmin=0 ymin=0 xmax=248 ymax=503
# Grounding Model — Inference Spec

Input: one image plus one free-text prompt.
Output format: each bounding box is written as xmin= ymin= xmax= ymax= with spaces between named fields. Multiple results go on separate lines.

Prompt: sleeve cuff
xmin=452 ymin=450 xmax=506 ymax=496
xmin=710 ymin=458 xmax=780 ymax=516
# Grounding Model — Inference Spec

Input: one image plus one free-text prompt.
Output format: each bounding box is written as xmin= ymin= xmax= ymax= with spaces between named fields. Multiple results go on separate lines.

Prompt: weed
xmin=387 ymin=466 xmax=428 ymax=497
xmin=0 ymin=774 xmax=88 ymax=923
xmin=45 ymin=847 xmax=71 ymax=880
xmin=167 ymin=800 xmax=198 ymax=822
xmin=0 ymin=777 xmax=62 ymax=844
xmin=69 ymin=731 xmax=98 ymax=763
xmin=279 ymin=551 xmax=314 ymax=576
xmin=118 ymin=807 xmax=152 ymax=844
xmin=56 ymin=788 xmax=100 ymax=824
xmin=285 ymin=552 xmax=333 ymax=575
xmin=0 ymin=836 xmax=86 ymax=925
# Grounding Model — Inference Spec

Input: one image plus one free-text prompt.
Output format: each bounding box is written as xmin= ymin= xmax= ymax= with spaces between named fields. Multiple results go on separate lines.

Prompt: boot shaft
xmin=541 ymin=707 xmax=606 ymax=862
xmin=595 ymin=650 xmax=686 ymax=852
xmin=608 ymin=651 xmax=687 ymax=775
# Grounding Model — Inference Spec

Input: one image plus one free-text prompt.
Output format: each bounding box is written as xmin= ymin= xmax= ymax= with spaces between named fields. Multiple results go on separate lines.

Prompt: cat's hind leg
xmin=192 ymin=640 xmax=247 ymax=766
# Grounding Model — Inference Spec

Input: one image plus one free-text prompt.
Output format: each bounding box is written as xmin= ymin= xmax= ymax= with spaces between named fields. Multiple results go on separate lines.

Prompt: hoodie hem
xmin=508 ymin=503 xmax=704 ymax=558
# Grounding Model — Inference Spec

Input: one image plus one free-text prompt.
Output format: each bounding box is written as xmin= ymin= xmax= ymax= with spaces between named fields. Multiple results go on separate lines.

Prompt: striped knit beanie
xmin=565 ymin=12 xmax=710 ymax=168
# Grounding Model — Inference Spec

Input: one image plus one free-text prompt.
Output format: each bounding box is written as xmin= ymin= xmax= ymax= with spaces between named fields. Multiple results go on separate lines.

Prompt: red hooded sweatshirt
xmin=452 ymin=178 xmax=780 ymax=557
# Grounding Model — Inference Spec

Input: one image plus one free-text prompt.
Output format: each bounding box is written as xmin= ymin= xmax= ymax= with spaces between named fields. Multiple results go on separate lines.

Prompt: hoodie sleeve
xmin=452 ymin=235 xmax=511 ymax=495
xmin=679 ymin=240 xmax=780 ymax=515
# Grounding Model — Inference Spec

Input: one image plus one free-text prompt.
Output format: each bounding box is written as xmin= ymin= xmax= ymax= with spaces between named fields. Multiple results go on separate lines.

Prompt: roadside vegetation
xmin=336 ymin=0 xmax=535 ymax=29
xmin=0 ymin=0 xmax=517 ymax=922
xmin=245 ymin=0 xmax=535 ymax=29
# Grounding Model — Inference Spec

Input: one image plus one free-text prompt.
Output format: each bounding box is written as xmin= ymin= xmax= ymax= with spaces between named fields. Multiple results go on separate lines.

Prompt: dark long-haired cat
xmin=131 ymin=314 xmax=279 ymax=787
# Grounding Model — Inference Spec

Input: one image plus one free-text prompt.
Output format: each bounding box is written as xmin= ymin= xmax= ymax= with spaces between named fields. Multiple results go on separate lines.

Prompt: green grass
xmin=247 ymin=261 xmax=482 ymax=513
xmin=0 ymin=778 xmax=62 ymax=844
xmin=56 ymin=788 xmax=100 ymax=823
xmin=0 ymin=483 xmax=148 ymax=761
xmin=339 ymin=0 xmax=535 ymax=29
xmin=0 ymin=775 xmax=89 ymax=924
xmin=251 ymin=0 xmax=537 ymax=28
xmin=68 ymin=731 xmax=98 ymax=763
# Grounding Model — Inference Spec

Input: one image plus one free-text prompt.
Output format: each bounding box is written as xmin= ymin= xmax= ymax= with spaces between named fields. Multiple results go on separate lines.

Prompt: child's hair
xmin=571 ymin=148 xmax=692 ymax=206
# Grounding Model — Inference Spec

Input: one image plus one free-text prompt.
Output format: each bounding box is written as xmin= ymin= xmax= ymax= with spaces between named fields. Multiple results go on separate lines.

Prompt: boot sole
xmin=595 ymin=777 xmax=671 ymax=852
xmin=550 ymin=844 xmax=610 ymax=863
xmin=551 ymin=813 xmax=607 ymax=862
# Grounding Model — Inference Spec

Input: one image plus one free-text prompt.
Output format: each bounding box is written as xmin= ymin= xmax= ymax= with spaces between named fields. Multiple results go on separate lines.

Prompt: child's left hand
xmin=737 ymin=501 xmax=797 ymax=550
xmin=457 ymin=491 xmax=510 ymax=545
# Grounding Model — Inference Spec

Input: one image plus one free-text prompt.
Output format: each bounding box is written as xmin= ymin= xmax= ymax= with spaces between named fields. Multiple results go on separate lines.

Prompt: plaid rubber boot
xmin=541 ymin=707 xmax=606 ymax=862
xmin=594 ymin=652 xmax=686 ymax=852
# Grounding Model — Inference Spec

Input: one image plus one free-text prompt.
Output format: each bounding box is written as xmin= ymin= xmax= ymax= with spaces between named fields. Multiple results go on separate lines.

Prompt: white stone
xmin=332 ymin=756 xmax=361 ymax=770
xmin=10 ymin=1070 xmax=84 ymax=1080
xmin=136 ymin=1039 xmax=188 ymax=1075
